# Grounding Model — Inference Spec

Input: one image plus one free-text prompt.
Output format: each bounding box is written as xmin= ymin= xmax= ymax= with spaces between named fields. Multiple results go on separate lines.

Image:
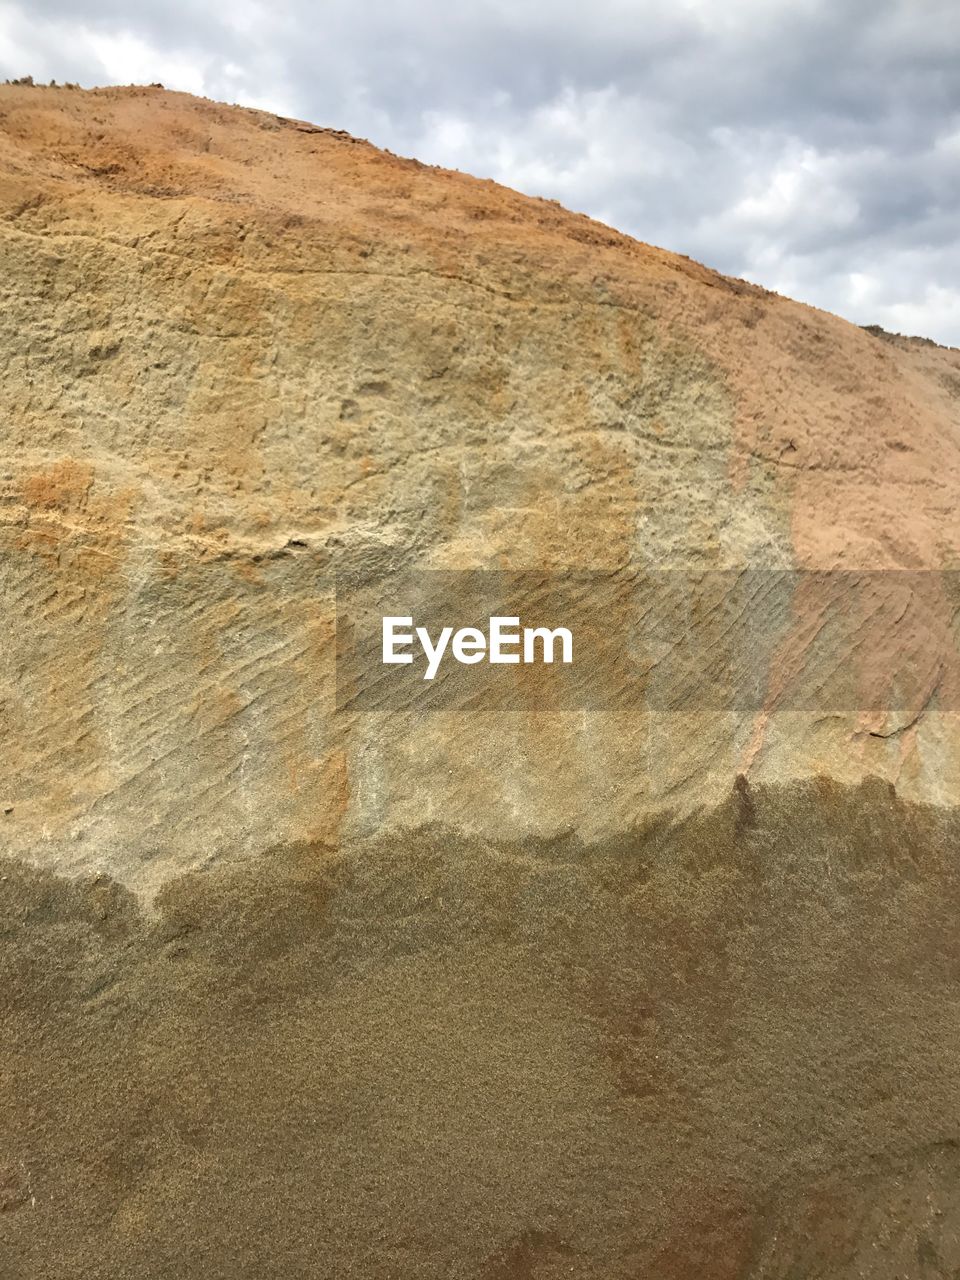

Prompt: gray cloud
xmin=3 ymin=0 xmax=960 ymax=344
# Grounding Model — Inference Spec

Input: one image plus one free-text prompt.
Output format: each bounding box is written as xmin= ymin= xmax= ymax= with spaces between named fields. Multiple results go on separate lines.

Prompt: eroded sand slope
xmin=1 ymin=84 xmax=959 ymax=1277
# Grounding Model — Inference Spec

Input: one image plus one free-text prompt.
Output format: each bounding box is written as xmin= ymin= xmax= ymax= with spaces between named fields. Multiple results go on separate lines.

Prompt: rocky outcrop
xmin=1 ymin=83 xmax=959 ymax=1277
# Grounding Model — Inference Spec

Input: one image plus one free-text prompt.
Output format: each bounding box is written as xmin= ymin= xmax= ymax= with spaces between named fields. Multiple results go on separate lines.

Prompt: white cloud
xmin=85 ymin=30 xmax=206 ymax=93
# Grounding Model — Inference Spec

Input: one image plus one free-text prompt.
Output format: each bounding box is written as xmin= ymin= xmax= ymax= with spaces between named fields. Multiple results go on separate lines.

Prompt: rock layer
xmin=1 ymin=83 xmax=960 ymax=1277
xmin=1 ymin=84 xmax=960 ymax=887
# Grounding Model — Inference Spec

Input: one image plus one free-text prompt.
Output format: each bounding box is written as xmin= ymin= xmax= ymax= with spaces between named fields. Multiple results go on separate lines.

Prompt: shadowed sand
xmin=2 ymin=777 xmax=960 ymax=1278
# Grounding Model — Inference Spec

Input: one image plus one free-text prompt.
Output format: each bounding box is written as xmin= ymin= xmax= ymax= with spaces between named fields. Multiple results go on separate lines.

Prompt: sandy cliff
xmin=1 ymin=83 xmax=960 ymax=1278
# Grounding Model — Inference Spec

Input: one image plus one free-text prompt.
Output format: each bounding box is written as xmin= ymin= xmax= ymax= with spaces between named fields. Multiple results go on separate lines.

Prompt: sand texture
xmin=1 ymin=83 xmax=960 ymax=1276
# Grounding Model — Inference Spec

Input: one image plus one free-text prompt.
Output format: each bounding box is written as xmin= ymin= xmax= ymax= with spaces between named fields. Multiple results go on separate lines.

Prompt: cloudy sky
xmin=3 ymin=0 xmax=960 ymax=345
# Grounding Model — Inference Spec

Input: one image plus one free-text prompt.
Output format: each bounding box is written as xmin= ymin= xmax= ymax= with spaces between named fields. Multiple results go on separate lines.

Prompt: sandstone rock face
xmin=1 ymin=84 xmax=959 ymax=1277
